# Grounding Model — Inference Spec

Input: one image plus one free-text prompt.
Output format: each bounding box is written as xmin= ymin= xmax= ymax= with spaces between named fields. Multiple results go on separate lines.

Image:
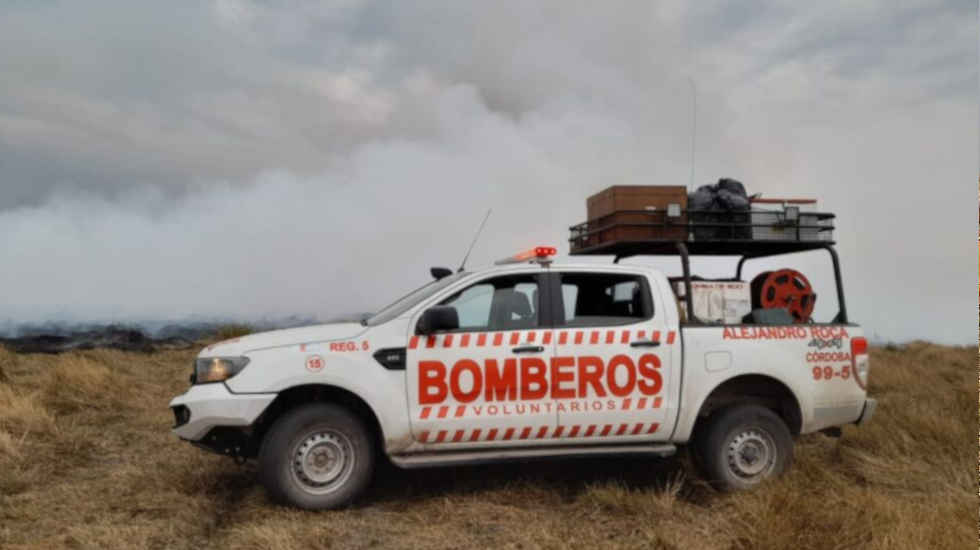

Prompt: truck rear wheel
xmin=258 ymin=403 xmax=375 ymax=509
xmin=693 ymin=404 xmax=792 ymax=491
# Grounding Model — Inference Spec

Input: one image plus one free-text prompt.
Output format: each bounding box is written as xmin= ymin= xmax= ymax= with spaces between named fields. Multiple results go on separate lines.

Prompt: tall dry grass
xmin=0 ymin=341 xmax=974 ymax=549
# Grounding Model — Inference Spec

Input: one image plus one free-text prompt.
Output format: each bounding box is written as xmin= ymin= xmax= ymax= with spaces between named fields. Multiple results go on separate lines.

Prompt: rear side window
xmin=557 ymin=273 xmax=652 ymax=327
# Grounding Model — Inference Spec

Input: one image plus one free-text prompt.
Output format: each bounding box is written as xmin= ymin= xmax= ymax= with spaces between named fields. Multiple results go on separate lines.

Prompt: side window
xmin=439 ymin=275 xmax=540 ymax=331
xmin=558 ymin=273 xmax=652 ymax=327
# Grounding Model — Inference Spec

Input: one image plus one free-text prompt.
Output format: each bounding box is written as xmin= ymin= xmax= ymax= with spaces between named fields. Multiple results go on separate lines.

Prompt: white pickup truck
xmin=170 ymin=245 xmax=875 ymax=509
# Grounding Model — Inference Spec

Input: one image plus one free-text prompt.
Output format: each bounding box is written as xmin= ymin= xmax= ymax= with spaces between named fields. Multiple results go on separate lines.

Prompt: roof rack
xmin=566 ymin=208 xmax=846 ymax=324
xmin=568 ymin=208 xmax=835 ymax=259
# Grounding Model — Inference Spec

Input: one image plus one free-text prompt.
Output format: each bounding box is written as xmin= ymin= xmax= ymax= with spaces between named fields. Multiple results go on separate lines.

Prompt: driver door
xmin=406 ymin=273 xmax=557 ymax=448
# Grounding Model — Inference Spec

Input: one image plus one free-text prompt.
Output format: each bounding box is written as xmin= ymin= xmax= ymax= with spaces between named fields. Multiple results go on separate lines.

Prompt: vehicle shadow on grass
xmin=363 ymin=453 xmax=713 ymax=507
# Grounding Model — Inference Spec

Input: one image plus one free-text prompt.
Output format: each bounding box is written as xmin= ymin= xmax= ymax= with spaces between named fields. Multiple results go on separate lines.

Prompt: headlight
xmin=193 ymin=356 xmax=250 ymax=384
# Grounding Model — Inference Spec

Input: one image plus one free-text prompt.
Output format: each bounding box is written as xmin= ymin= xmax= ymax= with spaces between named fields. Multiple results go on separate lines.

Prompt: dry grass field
xmin=0 ymin=341 xmax=974 ymax=549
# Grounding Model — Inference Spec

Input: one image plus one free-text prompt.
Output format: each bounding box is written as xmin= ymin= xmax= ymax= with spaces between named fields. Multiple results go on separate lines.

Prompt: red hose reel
xmin=750 ymin=269 xmax=816 ymax=323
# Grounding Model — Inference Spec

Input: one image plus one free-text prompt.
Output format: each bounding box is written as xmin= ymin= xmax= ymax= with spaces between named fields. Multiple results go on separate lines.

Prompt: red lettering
xmin=520 ymin=357 xmax=548 ymax=400
xmin=484 ymin=358 xmax=518 ymax=401
xmin=637 ymin=353 xmax=663 ymax=395
xmin=449 ymin=359 xmax=482 ymax=403
xmin=550 ymin=356 xmax=576 ymax=399
xmin=418 ymin=361 xmax=447 ymax=404
xmin=606 ymin=354 xmax=636 ymax=397
xmin=577 ymin=356 xmax=606 ymax=397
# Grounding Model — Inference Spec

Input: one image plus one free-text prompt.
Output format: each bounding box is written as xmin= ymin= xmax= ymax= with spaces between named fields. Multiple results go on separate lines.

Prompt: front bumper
xmin=169 ymin=383 xmax=276 ymax=441
xmin=855 ymin=397 xmax=877 ymax=425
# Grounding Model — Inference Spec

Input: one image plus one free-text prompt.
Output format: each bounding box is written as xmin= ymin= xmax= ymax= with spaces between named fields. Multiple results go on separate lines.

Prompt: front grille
xmin=172 ymin=405 xmax=190 ymax=428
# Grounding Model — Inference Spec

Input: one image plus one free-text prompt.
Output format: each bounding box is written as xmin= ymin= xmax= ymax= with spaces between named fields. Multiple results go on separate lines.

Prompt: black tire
xmin=258 ymin=403 xmax=375 ymax=510
xmin=692 ymin=404 xmax=793 ymax=491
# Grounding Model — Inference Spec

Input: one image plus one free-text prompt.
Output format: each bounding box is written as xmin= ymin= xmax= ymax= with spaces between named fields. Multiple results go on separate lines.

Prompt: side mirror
xmin=416 ymin=306 xmax=459 ymax=335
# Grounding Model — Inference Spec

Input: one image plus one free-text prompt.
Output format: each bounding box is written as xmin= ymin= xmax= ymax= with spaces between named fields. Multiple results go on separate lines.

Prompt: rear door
xmin=406 ymin=272 xmax=558 ymax=448
xmin=550 ymin=270 xmax=676 ymax=442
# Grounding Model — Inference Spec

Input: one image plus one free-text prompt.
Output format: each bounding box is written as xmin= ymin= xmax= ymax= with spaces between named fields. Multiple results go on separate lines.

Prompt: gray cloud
xmin=0 ymin=1 xmax=975 ymax=344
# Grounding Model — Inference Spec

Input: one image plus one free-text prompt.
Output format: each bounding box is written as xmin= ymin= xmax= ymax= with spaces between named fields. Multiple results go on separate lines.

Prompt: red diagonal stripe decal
xmin=652 ymin=330 xmax=661 ymax=342
xmin=654 ymin=397 xmax=662 ymax=409
xmin=621 ymin=398 xmax=631 ymax=410
xmin=493 ymin=333 xmax=503 ymax=346
xmin=637 ymin=397 xmax=647 ymax=409
xmin=487 ymin=428 xmax=498 ymax=440
xmin=647 ymin=423 xmax=660 ymax=434
xmin=470 ymin=429 xmax=482 ymax=442
xmin=519 ymin=427 xmax=532 ymax=439
xmin=620 ymin=330 xmax=630 ymax=344
xmin=590 ymin=331 xmax=600 ymax=344
xmin=559 ymin=331 xmax=568 ymax=345
xmin=600 ymin=425 xmax=612 ymax=436
xmin=569 ymin=425 xmax=581 ymax=438
xmin=418 ymin=431 xmax=429 ymax=443
xmin=510 ymin=332 xmax=520 ymax=346
xmin=543 ymin=331 xmax=552 ymax=345
xmin=527 ymin=331 xmax=536 ymax=343
xmin=452 ymin=430 xmax=464 ymax=442
xmin=460 ymin=333 xmax=470 ymax=347
xmin=444 ymin=334 xmax=454 ymax=348
xmin=434 ymin=430 xmax=447 ymax=443
xmin=503 ymin=428 xmax=515 ymax=440
xmin=477 ymin=333 xmax=487 ymax=347
xmin=605 ymin=330 xmax=615 ymax=344
xmin=584 ymin=425 xmax=596 ymax=437
xmin=409 ymin=336 xmax=419 ymax=350
xmin=437 ymin=406 xmax=449 ymax=418
xmin=616 ymin=423 xmax=628 ymax=436
xmin=455 ymin=405 xmax=466 ymax=418
xmin=631 ymin=423 xmax=644 ymax=435
xmin=536 ymin=426 xmax=548 ymax=439
xmin=574 ymin=331 xmax=584 ymax=345
xmin=667 ymin=331 xmax=676 ymax=344
xmin=637 ymin=330 xmax=646 ymax=340
xmin=420 ymin=407 xmax=432 ymax=420
xmin=425 ymin=336 xmax=436 ymax=348
xmin=553 ymin=425 xmax=565 ymax=438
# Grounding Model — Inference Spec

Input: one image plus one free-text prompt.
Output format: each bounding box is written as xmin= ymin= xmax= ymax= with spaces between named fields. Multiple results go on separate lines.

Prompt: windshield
xmin=365 ymin=271 xmax=469 ymax=326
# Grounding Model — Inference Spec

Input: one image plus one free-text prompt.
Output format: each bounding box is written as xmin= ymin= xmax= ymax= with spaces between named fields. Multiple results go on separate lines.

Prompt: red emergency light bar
xmin=495 ymin=246 xmax=557 ymax=265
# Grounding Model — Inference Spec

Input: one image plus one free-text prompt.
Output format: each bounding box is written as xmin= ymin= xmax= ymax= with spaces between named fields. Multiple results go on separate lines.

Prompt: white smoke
xmin=0 ymin=1 xmax=975 ymax=344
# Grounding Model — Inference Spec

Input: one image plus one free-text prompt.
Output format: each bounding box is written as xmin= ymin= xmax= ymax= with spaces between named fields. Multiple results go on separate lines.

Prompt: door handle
xmin=630 ymin=340 xmax=661 ymax=348
xmin=512 ymin=345 xmax=545 ymax=354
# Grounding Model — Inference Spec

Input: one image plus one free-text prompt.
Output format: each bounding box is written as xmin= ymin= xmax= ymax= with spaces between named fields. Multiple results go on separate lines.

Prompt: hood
xmin=200 ymin=322 xmax=367 ymax=356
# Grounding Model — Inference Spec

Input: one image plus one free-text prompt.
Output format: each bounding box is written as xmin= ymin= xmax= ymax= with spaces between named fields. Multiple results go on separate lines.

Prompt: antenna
xmin=458 ymin=209 xmax=492 ymax=272
xmin=688 ymin=76 xmax=697 ymax=189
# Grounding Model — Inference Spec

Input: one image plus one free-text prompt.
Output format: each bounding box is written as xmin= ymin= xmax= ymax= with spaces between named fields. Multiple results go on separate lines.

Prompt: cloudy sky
xmin=0 ymin=1 xmax=976 ymax=344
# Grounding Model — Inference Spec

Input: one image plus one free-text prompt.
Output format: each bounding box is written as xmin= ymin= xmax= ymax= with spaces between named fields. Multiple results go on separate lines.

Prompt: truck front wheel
xmin=693 ymin=404 xmax=793 ymax=491
xmin=258 ymin=403 xmax=375 ymax=509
